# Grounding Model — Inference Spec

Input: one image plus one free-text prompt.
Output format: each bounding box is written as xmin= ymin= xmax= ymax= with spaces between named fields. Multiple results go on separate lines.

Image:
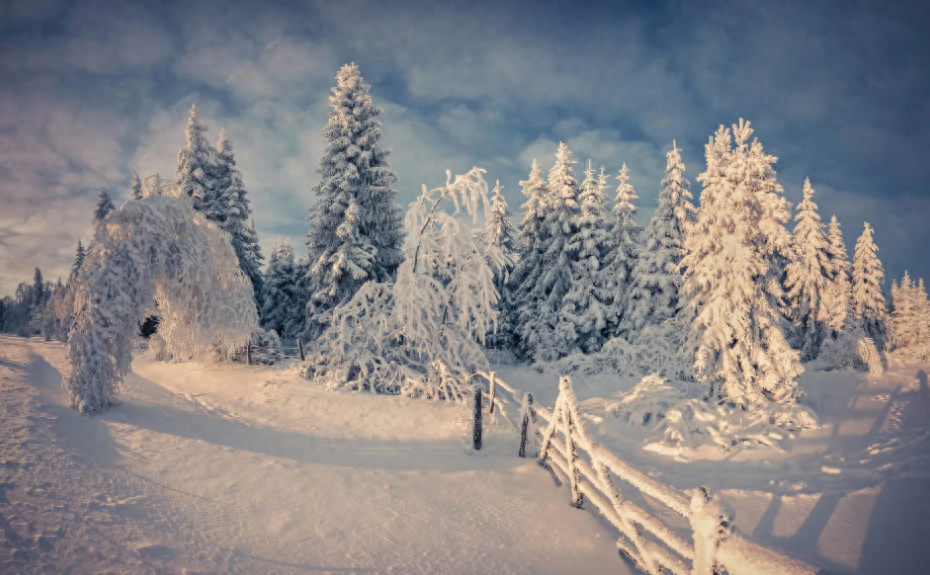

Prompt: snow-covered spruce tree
xmin=823 ymin=215 xmax=853 ymax=336
xmin=302 ymin=168 xmax=499 ymax=401
xmin=260 ymin=238 xmax=304 ymax=340
xmin=508 ymin=159 xmax=550 ymax=355
xmin=175 ymin=104 xmax=216 ymax=210
xmin=66 ymin=193 xmax=258 ymax=414
xmin=680 ymin=120 xmax=802 ymax=406
xmin=69 ymin=241 xmax=85 ymax=285
xmin=130 ymin=170 xmax=143 ymax=200
xmin=560 ymin=160 xmax=611 ymax=354
xmin=626 ymin=142 xmax=695 ymax=335
xmin=785 ymin=179 xmax=832 ymax=360
xmin=603 ymin=163 xmax=643 ymax=338
xmin=483 ymin=180 xmax=516 ymax=349
xmin=520 ymin=143 xmax=583 ymax=362
xmin=93 ymin=188 xmax=115 ymax=224
xmin=210 ymin=130 xmax=265 ymax=303
xmin=889 ymin=273 xmax=930 ymax=360
xmin=304 ymin=63 xmax=405 ymax=341
xmin=852 ymin=222 xmax=888 ymax=347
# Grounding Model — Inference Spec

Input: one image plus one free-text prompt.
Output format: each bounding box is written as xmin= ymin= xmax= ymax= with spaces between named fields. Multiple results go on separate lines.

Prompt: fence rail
xmin=245 ymin=340 xmax=305 ymax=365
xmin=471 ymin=371 xmax=820 ymax=575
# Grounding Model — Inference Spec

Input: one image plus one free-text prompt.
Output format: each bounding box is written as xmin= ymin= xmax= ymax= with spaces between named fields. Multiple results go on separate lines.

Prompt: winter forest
xmin=2 ymin=61 xmax=929 ymax=574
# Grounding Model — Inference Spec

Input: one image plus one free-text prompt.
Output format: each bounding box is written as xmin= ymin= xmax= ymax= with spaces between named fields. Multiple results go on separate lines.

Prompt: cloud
xmin=1 ymin=0 xmax=929 ymax=295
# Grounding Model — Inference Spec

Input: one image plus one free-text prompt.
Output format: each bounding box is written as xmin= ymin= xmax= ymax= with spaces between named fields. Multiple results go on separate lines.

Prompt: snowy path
xmin=0 ymin=335 xmax=628 ymax=575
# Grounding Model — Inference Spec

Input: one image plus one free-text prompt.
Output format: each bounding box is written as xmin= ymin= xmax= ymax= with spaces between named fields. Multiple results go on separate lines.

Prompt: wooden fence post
xmin=518 ymin=392 xmax=536 ymax=458
xmin=488 ymin=371 xmax=497 ymax=415
xmin=559 ymin=376 xmax=583 ymax=509
xmin=472 ymin=385 xmax=483 ymax=451
xmin=689 ymin=486 xmax=728 ymax=575
xmin=297 ymin=339 xmax=305 ymax=361
xmin=246 ymin=342 xmax=252 ymax=366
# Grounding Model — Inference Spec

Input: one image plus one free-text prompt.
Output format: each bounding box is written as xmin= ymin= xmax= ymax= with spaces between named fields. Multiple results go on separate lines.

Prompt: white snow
xmin=0 ymin=335 xmax=626 ymax=574
xmin=491 ymin=359 xmax=930 ymax=574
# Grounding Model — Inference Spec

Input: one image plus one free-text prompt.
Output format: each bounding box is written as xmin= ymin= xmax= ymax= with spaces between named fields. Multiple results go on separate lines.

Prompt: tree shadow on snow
xmin=102 ymin=373 xmax=523 ymax=474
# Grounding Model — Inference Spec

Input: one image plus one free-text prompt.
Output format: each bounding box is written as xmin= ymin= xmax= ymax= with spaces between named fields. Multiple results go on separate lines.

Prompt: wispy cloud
xmin=1 ymin=0 xmax=928 ymax=295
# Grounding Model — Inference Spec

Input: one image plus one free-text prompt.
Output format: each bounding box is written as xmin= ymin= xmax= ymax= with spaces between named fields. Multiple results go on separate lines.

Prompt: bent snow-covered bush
xmin=607 ymin=374 xmax=819 ymax=456
xmin=65 ymin=195 xmax=258 ymax=413
xmin=302 ymin=168 xmax=503 ymax=401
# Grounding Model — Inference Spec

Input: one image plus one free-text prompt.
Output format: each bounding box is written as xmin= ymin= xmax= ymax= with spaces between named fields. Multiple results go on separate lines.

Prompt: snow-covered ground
xmin=3 ymin=334 xmax=928 ymax=574
xmin=494 ymin=361 xmax=930 ymax=574
xmin=0 ymin=335 xmax=626 ymax=575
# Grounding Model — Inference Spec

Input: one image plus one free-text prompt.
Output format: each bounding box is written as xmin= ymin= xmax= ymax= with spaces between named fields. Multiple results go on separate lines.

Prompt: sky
xmin=1 ymin=0 xmax=928 ymax=297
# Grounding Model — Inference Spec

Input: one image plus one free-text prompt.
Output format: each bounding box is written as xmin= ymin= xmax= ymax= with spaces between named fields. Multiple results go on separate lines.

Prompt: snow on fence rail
xmin=471 ymin=371 xmax=821 ymax=575
xmin=246 ymin=340 xmax=305 ymax=365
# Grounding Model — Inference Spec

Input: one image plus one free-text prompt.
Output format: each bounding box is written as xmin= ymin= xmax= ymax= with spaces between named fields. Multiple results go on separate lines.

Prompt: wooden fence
xmin=471 ymin=371 xmax=821 ymax=575
xmin=245 ymin=339 xmax=305 ymax=365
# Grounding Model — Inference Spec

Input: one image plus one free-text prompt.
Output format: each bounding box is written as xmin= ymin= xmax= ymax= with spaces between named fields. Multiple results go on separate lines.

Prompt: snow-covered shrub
xmin=544 ymin=316 xmax=690 ymax=380
xmin=607 ymin=374 xmax=819 ymax=455
xmin=302 ymin=168 xmax=501 ymax=402
xmin=606 ymin=373 xmax=685 ymax=426
xmin=146 ymin=332 xmax=171 ymax=362
xmin=66 ymin=194 xmax=258 ymax=413
xmin=814 ymin=323 xmax=885 ymax=376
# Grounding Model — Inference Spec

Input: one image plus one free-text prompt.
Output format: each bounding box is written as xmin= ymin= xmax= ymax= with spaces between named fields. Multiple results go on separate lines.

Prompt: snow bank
xmin=606 ymin=374 xmax=820 ymax=456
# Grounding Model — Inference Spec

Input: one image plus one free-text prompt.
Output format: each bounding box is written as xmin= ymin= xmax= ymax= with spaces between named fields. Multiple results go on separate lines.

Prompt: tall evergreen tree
xmin=175 ymin=104 xmax=215 ymax=210
xmin=823 ymin=215 xmax=852 ymax=335
xmin=852 ymin=222 xmax=888 ymax=346
xmin=681 ymin=120 xmax=802 ymax=406
xmin=93 ymin=188 xmax=115 ymax=224
xmin=520 ymin=143 xmax=582 ymax=361
xmin=785 ymin=178 xmax=831 ymax=360
xmin=560 ymin=160 xmax=611 ymax=353
xmin=70 ymin=241 xmax=85 ymax=285
xmin=304 ymin=63 xmax=405 ymax=341
xmin=626 ymin=142 xmax=695 ymax=334
xmin=129 ymin=170 xmax=143 ymax=200
xmin=603 ymin=163 xmax=642 ymax=337
xmin=889 ymin=272 xmax=929 ymax=354
xmin=509 ymin=159 xmax=549 ymax=353
xmin=261 ymin=239 xmax=304 ymax=340
xmin=212 ymin=130 xmax=264 ymax=303
xmin=31 ymin=268 xmax=45 ymax=309
xmin=483 ymin=181 xmax=516 ymax=349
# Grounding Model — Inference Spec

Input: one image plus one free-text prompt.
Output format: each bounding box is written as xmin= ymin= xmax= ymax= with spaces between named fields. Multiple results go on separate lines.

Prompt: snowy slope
xmin=0 ymin=335 xmax=628 ymax=575
xmin=493 ymin=362 xmax=930 ymax=574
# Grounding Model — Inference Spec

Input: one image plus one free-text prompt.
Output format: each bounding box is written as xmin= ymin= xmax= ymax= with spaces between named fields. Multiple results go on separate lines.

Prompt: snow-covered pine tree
xmin=785 ymin=178 xmax=832 ymax=360
xmin=889 ymin=272 xmax=923 ymax=352
xmin=93 ymin=188 xmax=115 ymax=224
xmin=823 ymin=215 xmax=852 ymax=336
xmin=520 ymin=143 xmax=583 ymax=361
xmin=69 ymin=241 xmax=85 ymax=285
xmin=304 ymin=63 xmax=405 ymax=341
xmin=130 ymin=170 xmax=143 ymax=200
xmin=303 ymin=167 xmax=499 ymax=400
xmin=560 ymin=160 xmax=610 ymax=353
xmin=260 ymin=238 xmax=304 ymax=340
xmin=175 ymin=104 xmax=215 ymax=210
xmin=483 ymin=180 xmax=516 ymax=349
xmin=509 ymin=159 xmax=549 ymax=355
xmin=852 ymin=222 xmax=888 ymax=347
xmin=680 ymin=120 xmax=802 ymax=406
xmin=211 ymin=130 xmax=265 ymax=302
xmin=603 ymin=163 xmax=643 ymax=338
xmin=626 ymin=142 xmax=695 ymax=335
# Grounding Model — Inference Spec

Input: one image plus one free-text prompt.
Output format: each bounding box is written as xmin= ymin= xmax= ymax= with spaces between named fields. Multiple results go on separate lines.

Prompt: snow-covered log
xmin=65 ymin=194 xmax=258 ymax=413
